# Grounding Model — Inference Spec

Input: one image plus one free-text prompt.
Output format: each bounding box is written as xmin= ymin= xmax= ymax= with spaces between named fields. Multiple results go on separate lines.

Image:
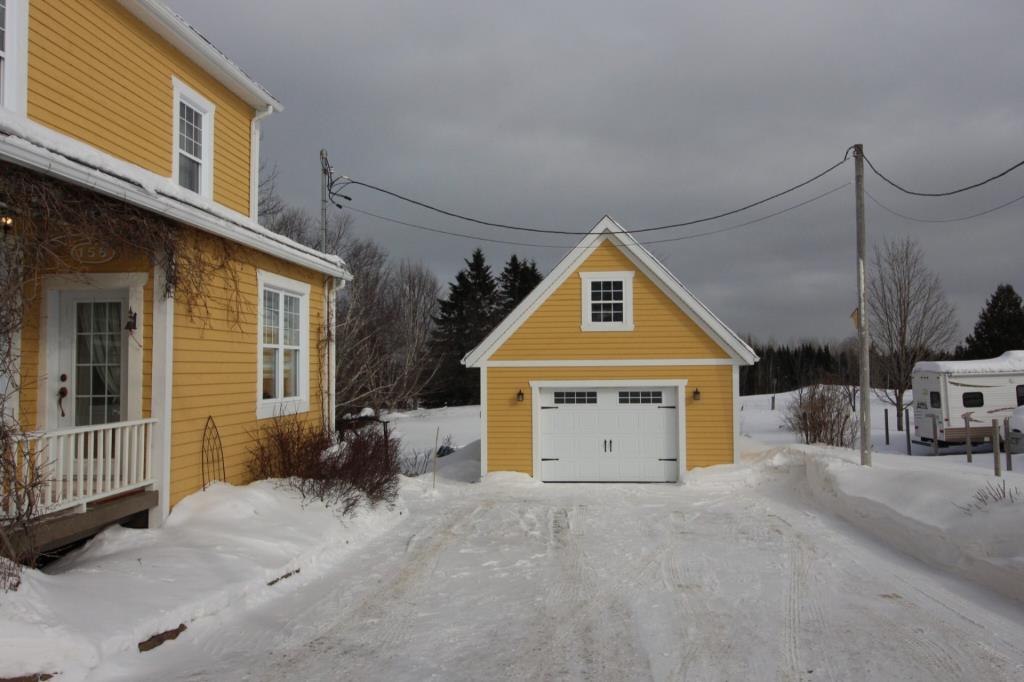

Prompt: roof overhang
xmin=117 ymin=0 xmax=283 ymax=113
xmin=0 ymin=114 xmax=349 ymax=280
xmin=463 ymin=216 xmax=758 ymax=367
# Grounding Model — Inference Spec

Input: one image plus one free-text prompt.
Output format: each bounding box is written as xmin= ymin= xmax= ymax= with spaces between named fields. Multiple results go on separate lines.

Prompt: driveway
xmin=98 ymin=470 xmax=1024 ymax=681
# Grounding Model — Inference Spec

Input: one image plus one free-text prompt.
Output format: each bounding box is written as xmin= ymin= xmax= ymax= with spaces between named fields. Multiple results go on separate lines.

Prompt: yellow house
xmin=463 ymin=216 xmax=757 ymax=482
xmin=0 ymin=0 xmax=349 ymax=546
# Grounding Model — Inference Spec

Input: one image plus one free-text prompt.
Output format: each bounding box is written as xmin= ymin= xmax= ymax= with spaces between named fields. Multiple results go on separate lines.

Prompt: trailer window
xmin=962 ymin=392 xmax=984 ymax=408
xmin=1017 ymin=385 xmax=1024 ymax=407
xmin=929 ymin=392 xmax=941 ymax=408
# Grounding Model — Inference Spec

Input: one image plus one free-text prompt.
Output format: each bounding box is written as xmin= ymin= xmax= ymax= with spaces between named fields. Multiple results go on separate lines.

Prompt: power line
xmin=865 ymin=186 xmax=1024 ymax=223
xmin=329 ymin=152 xmax=852 ymax=236
xmin=334 ymin=182 xmax=849 ymax=251
xmin=863 ymin=153 xmax=1024 ymax=197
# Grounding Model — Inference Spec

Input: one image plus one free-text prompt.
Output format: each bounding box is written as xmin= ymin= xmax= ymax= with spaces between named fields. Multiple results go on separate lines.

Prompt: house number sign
xmin=70 ymin=242 xmax=116 ymax=264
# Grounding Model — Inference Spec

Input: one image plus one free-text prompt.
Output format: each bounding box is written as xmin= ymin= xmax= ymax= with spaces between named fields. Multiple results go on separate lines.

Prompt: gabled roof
xmin=117 ymin=0 xmax=282 ymax=113
xmin=0 ymin=112 xmax=349 ymax=280
xmin=463 ymin=216 xmax=758 ymax=367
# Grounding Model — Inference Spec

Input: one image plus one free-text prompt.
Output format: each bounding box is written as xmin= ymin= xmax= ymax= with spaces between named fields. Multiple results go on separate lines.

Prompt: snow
xmin=0 ymin=111 xmax=345 ymax=275
xmin=915 ymin=350 xmax=1024 ymax=374
xmin=0 ymin=482 xmax=402 ymax=680
xmin=5 ymin=394 xmax=1024 ymax=680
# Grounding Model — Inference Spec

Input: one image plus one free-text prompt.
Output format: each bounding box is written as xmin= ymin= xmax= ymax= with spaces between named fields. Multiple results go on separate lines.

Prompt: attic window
xmin=172 ymin=78 xmax=214 ymax=198
xmin=580 ymin=271 xmax=634 ymax=332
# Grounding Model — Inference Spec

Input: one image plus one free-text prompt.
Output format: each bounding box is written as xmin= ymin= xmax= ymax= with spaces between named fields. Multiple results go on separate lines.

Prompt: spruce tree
xmin=498 ymin=255 xmax=543 ymax=315
xmin=427 ymin=249 xmax=500 ymax=405
xmin=957 ymin=284 xmax=1024 ymax=359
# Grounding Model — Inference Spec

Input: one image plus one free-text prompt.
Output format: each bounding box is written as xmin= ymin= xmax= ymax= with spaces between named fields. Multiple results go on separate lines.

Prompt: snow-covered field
xmin=3 ymin=393 xmax=1023 ymax=681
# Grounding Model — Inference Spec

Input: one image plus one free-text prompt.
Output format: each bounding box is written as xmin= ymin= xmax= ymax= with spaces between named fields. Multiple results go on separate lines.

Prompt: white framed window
xmin=0 ymin=0 xmax=27 ymax=113
xmin=172 ymin=77 xmax=215 ymax=198
xmin=257 ymin=271 xmax=310 ymax=419
xmin=580 ymin=271 xmax=634 ymax=332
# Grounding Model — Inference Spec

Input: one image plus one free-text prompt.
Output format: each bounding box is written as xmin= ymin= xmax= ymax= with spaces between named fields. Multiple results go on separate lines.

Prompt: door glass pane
xmin=73 ymin=300 xmax=123 ymax=426
xmin=262 ymin=348 xmax=278 ymax=399
xmin=282 ymin=348 xmax=298 ymax=398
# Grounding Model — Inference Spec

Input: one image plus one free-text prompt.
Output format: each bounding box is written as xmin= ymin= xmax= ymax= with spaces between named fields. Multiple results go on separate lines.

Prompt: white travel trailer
xmin=911 ymin=351 xmax=1024 ymax=447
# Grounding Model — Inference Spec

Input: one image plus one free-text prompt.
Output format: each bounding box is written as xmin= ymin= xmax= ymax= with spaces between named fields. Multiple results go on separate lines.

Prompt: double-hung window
xmin=172 ymin=78 xmax=214 ymax=197
xmin=257 ymin=271 xmax=310 ymax=419
xmin=580 ymin=271 xmax=634 ymax=331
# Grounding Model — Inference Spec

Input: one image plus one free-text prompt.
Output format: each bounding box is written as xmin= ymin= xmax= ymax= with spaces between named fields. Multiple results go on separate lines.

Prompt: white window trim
xmin=172 ymin=76 xmax=215 ymax=199
xmin=256 ymin=270 xmax=310 ymax=420
xmin=580 ymin=271 xmax=634 ymax=332
xmin=0 ymin=0 xmax=28 ymax=114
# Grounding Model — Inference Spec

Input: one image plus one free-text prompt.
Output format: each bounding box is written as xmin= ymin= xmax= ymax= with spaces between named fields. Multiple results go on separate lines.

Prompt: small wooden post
xmin=963 ymin=415 xmax=972 ymax=464
xmin=884 ymin=409 xmax=890 ymax=445
xmin=431 ymin=426 xmax=440 ymax=490
xmin=992 ymin=420 xmax=1002 ymax=477
xmin=771 ymin=395 xmax=776 ymax=411
xmin=905 ymin=408 xmax=911 ymax=455
xmin=1004 ymin=418 xmax=1013 ymax=472
xmin=931 ymin=415 xmax=939 ymax=456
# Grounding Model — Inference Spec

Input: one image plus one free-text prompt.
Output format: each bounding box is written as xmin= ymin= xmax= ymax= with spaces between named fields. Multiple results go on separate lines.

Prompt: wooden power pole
xmin=854 ymin=144 xmax=872 ymax=467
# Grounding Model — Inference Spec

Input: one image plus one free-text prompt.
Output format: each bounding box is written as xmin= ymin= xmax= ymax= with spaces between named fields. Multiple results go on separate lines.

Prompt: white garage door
xmin=538 ymin=386 xmax=679 ymax=482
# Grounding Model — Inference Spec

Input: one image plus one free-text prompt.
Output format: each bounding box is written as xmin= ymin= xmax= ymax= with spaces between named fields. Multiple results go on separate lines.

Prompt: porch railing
xmin=4 ymin=418 xmax=156 ymax=518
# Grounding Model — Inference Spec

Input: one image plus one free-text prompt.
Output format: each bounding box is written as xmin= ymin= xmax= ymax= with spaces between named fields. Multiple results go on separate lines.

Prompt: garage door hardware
xmin=603 ymin=439 xmax=614 ymax=452
xmin=541 ymin=458 xmax=560 ymax=461
xmin=541 ymin=406 xmax=559 ymax=410
xmin=658 ymin=405 xmax=676 ymax=409
xmin=659 ymin=458 xmax=678 ymax=462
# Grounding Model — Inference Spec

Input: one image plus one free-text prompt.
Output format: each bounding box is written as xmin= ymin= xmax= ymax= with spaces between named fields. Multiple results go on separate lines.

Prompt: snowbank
xmin=0 ymin=481 xmax=403 ymax=680
xmin=915 ymin=350 xmax=1024 ymax=375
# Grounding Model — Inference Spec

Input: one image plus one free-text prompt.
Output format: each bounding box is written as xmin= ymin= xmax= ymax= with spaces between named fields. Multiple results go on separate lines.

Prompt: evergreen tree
xmin=426 ymin=249 xmax=501 ymax=406
xmin=956 ymin=284 xmax=1024 ymax=359
xmin=498 ymin=255 xmax=544 ymax=315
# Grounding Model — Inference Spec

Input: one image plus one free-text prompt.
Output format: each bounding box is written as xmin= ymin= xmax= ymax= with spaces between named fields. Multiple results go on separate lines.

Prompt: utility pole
xmin=320 ymin=149 xmax=330 ymax=254
xmin=854 ymin=143 xmax=872 ymax=466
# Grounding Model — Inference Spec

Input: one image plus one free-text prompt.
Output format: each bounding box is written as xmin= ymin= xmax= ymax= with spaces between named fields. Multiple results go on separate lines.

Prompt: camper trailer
xmin=911 ymin=351 xmax=1024 ymax=447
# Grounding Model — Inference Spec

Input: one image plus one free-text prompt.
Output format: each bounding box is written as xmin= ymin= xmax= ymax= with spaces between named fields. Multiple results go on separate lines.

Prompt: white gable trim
xmin=462 ymin=216 xmax=758 ymax=367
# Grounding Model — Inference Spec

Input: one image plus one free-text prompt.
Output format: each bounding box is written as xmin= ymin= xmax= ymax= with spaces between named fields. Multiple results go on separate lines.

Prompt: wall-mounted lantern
xmin=125 ymin=307 xmax=138 ymax=332
xmin=692 ymin=388 xmax=701 ymax=401
xmin=516 ymin=389 xmax=525 ymax=402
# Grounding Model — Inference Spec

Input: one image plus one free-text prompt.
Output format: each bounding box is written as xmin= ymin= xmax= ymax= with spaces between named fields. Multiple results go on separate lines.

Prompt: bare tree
xmin=868 ymin=237 xmax=957 ymax=430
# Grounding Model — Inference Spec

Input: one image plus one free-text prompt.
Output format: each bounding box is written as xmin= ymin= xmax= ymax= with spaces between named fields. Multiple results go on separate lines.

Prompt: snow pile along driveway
xmin=770 ymin=445 xmax=1024 ymax=603
xmin=0 ymin=481 xmax=403 ymax=681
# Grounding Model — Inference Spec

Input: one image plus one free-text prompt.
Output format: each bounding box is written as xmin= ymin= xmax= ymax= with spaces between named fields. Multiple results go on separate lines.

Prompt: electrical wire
xmin=863 ymin=153 xmax=1024 ymax=197
xmin=333 ymin=182 xmax=849 ymax=251
xmin=865 ymin=186 xmax=1024 ymax=223
xmin=330 ymin=152 xmax=852 ymax=236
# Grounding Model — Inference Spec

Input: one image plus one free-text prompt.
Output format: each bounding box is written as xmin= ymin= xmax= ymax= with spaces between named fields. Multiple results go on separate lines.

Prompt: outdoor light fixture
xmin=692 ymin=388 xmax=701 ymax=401
xmin=516 ymin=389 xmax=525 ymax=402
xmin=125 ymin=307 xmax=138 ymax=332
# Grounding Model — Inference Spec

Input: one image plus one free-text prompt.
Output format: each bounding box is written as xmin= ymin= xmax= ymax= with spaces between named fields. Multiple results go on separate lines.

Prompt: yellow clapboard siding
xmin=27 ymin=0 xmax=254 ymax=215
xmin=492 ymin=240 xmax=728 ymax=360
xmin=486 ymin=365 xmax=733 ymax=475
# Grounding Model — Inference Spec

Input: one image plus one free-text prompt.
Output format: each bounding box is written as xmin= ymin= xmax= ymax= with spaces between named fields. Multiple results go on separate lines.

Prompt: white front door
xmin=53 ymin=291 xmax=129 ymax=429
xmin=538 ymin=386 xmax=679 ymax=482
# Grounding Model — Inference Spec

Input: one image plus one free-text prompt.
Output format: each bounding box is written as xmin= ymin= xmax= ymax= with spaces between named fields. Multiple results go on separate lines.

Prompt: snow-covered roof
xmin=914 ymin=351 xmax=1024 ymax=375
xmin=117 ymin=0 xmax=282 ymax=112
xmin=0 ymin=112 xmax=349 ymax=280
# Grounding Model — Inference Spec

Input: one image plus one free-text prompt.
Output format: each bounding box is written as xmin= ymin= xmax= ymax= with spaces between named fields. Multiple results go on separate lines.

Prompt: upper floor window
xmin=257 ymin=271 xmax=310 ymax=419
xmin=0 ymin=0 xmax=26 ymax=113
xmin=580 ymin=271 xmax=634 ymax=332
xmin=172 ymin=78 xmax=214 ymax=198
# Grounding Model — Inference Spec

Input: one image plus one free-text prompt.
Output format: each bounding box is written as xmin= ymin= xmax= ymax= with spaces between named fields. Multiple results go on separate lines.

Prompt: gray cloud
xmin=169 ymin=0 xmax=1024 ymax=344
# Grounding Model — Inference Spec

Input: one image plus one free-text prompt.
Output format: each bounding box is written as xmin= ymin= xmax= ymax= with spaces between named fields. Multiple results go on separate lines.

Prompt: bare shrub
xmin=784 ymin=384 xmax=858 ymax=447
xmin=954 ymin=480 xmax=1022 ymax=515
xmin=399 ymin=451 xmax=434 ymax=477
xmin=247 ymin=416 xmax=400 ymax=514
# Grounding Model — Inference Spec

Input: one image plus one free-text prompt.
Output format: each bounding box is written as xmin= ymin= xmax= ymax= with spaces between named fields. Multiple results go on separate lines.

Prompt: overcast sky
xmin=169 ymin=0 xmax=1024 ymax=345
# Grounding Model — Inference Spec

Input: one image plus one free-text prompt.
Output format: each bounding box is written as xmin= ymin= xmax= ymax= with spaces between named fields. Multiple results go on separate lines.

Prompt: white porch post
xmin=149 ymin=266 xmax=174 ymax=527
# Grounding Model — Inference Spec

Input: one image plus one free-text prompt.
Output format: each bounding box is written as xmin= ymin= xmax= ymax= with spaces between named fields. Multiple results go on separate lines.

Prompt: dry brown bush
xmin=784 ymin=384 xmax=858 ymax=447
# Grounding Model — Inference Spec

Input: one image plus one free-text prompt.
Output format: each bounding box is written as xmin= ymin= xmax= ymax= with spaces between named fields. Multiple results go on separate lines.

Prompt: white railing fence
xmin=3 ymin=418 xmax=156 ymax=518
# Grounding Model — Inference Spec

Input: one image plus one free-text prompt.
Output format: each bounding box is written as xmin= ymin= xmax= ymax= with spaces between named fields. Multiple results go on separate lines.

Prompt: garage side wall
xmin=486 ymin=365 xmax=733 ymax=475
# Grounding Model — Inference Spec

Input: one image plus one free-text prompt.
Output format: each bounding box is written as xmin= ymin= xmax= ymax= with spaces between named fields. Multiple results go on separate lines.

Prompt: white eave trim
xmin=0 ymin=130 xmax=350 ymax=280
xmin=463 ymin=215 xmax=758 ymax=367
xmin=117 ymin=0 xmax=282 ymax=112
xmin=484 ymin=359 xmax=740 ymax=367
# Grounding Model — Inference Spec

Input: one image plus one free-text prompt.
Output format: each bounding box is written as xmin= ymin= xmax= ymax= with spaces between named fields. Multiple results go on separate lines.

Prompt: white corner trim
xmin=462 ymin=216 xmax=757 ymax=367
xmin=580 ymin=270 xmax=634 ymax=332
xmin=149 ymin=266 xmax=174 ymax=527
xmin=484 ymin=358 xmax=740 ymax=368
xmin=0 ymin=0 xmax=28 ymax=115
xmin=528 ymin=379 xmax=688 ymax=482
xmin=256 ymin=270 xmax=312 ymax=420
xmin=732 ymin=365 xmax=741 ymax=466
xmin=480 ymin=367 xmax=488 ymax=480
xmin=249 ymin=107 xmax=274 ymax=220
xmin=172 ymin=77 xmax=215 ymax=200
